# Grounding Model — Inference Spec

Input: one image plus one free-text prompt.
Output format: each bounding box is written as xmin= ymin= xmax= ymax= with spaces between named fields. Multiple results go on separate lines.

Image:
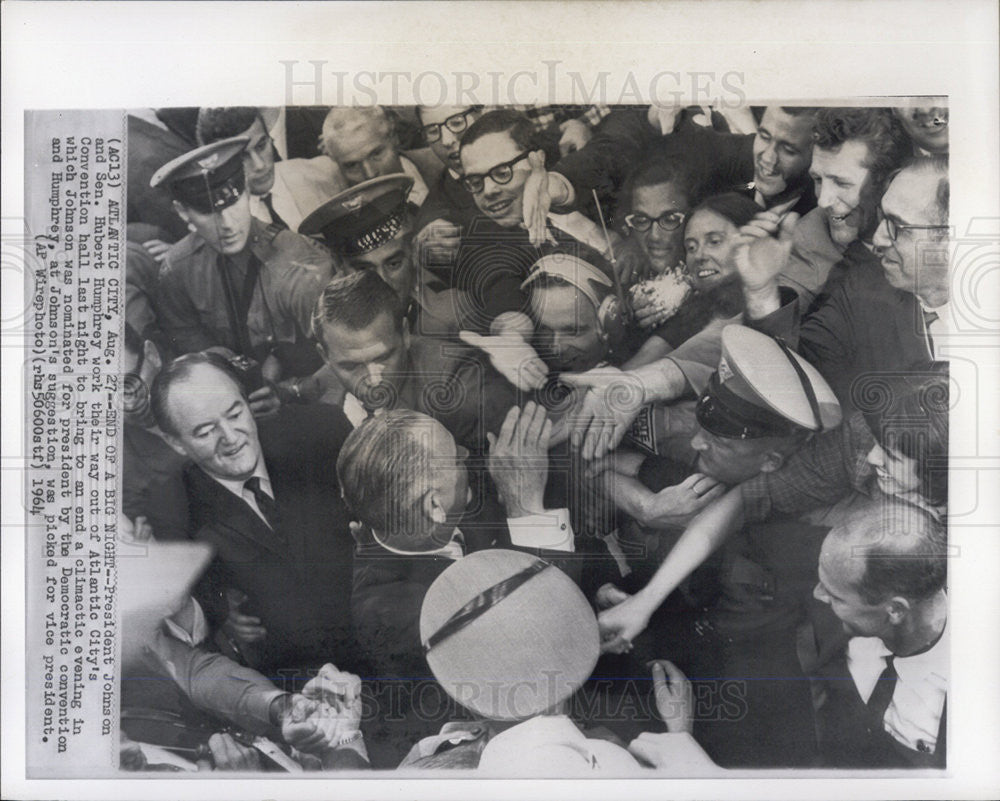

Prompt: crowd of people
xmin=119 ymin=101 xmax=950 ymax=772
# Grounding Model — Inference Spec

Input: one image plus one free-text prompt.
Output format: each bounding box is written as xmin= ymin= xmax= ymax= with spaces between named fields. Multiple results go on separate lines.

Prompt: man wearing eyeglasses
xmin=739 ymin=157 xmax=951 ymax=410
xmin=451 ymin=109 xmax=610 ymax=335
xmin=412 ymin=104 xmax=487 ymax=268
xmin=781 ymin=108 xmax=911 ymax=309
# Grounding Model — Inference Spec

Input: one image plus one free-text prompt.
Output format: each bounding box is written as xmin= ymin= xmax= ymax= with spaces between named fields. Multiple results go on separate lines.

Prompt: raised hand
xmin=560 ymin=367 xmax=646 ymax=460
xmin=733 ymin=210 xmax=800 ymax=293
xmin=487 ymin=402 xmax=552 ymax=518
xmin=521 ymin=150 xmax=557 ymax=248
xmin=414 ymin=218 xmax=462 ymax=266
xmin=459 ymin=329 xmax=547 ymax=392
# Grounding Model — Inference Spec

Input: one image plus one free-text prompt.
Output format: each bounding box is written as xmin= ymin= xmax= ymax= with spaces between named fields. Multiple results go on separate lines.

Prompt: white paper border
xmin=3 ymin=1 xmax=999 ymax=798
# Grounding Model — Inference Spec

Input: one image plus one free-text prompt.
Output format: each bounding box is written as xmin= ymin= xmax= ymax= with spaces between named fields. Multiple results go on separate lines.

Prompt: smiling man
xmin=452 ymin=109 xmax=609 ymax=334
xmin=151 ymin=351 xmax=360 ymax=675
xmin=783 ymin=108 xmax=911 ymax=305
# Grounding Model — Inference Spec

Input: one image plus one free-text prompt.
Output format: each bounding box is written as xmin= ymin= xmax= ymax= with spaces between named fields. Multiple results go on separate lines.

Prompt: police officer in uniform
xmin=152 ymin=137 xmax=333 ymax=408
xmin=299 ymin=173 xmax=464 ymax=339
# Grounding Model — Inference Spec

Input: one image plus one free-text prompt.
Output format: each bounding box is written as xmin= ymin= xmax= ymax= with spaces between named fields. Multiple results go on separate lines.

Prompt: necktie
xmin=866 ymin=654 xmax=898 ymax=728
xmin=922 ymin=310 xmax=939 ymax=358
xmin=244 ymin=476 xmax=281 ymax=533
xmin=261 ymin=193 xmax=288 ymax=230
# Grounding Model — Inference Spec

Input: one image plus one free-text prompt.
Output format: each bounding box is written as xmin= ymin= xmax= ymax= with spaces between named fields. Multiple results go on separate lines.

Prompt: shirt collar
xmin=211 ymin=461 xmax=272 ymax=503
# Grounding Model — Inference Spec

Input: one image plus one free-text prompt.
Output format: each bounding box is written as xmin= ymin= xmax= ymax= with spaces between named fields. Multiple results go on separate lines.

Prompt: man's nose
xmin=866 ymin=443 xmax=884 ymax=468
xmin=872 ymin=218 xmax=892 ymax=250
xmin=440 ymin=126 xmax=460 ymax=150
xmin=248 ymin=149 xmax=266 ymax=172
xmin=219 ymin=204 xmax=242 ymax=231
xmin=365 ymin=362 xmax=386 ymax=383
xmin=482 ymin=175 xmax=503 ymax=196
xmin=361 ymin=160 xmax=379 ymax=180
xmin=648 ymin=221 xmax=671 ymax=243
xmin=759 ymin=140 xmax=777 ymax=167
xmin=218 ymin=418 xmax=240 ymax=444
xmin=813 ymin=582 xmax=830 ymax=604
xmin=817 ymin=181 xmax=837 ymax=210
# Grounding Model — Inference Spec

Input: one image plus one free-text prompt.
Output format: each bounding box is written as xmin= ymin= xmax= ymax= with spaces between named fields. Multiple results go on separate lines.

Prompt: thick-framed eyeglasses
xmin=878 ymin=207 xmax=949 ymax=242
xmin=422 ymin=106 xmax=484 ymax=144
xmin=624 ymin=210 xmax=687 ymax=233
xmin=461 ymin=151 xmax=530 ymax=194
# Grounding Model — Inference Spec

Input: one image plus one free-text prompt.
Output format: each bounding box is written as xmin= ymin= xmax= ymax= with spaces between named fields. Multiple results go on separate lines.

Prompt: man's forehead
xmin=761 ymin=107 xmax=814 ymax=142
xmin=811 ymin=139 xmax=871 ymax=175
xmin=244 ymin=116 xmax=268 ymax=142
xmin=420 ymin=104 xmax=475 ymax=125
xmin=883 ymin=169 xmax=939 ymax=221
xmin=351 ymin=234 xmax=410 ymax=266
xmin=461 ymin=131 xmax=519 ymax=169
xmin=170 ymin=365 xmax=241 ymax=411
xmin=633 ymin=182 xmax=688 ymax=212
xmin=322 ymin=315 xmax=400 ymax=349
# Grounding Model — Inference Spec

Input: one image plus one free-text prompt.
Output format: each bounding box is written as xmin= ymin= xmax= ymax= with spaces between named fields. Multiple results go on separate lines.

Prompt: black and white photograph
xmin=3 ymin=2 xmax=999 ymax=798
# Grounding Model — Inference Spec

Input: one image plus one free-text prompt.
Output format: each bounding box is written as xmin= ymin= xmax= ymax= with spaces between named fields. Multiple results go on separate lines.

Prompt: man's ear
xmin=887 ymin=596 xmax=912 ymax=625
xmin=423 ymin=487 xmax=447 ymax=526
xmin=143 ymin=339 xmax=162 ymax=376
xmin=758 ymin=450 xmax=786 ymax=474
xmin=160 ymin=430 xmax=188 ymax=457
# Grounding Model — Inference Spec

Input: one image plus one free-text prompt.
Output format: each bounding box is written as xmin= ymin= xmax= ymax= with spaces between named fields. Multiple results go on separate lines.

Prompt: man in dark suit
xmin=336 ymin=403 xmax=579 ymax=766
xmin=812 ymin=501 xmax=947 ymax=767
xmin=150 ymin=351 xmax=361 ymax=679
xmin=746 ymin=157 xmax=951 ymax=410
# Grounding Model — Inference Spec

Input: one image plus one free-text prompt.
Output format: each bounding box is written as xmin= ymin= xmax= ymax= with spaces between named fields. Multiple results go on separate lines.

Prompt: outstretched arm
xmin=597 ymin=485 xmax=745 ymax=652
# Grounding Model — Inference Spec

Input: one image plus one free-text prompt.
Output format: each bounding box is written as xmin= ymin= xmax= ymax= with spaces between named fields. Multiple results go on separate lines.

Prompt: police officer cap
xmin=420 ymin=549 xmax=599 ymax=721
xmin=150 ymin=136 xmax=249 ymax=215
xmin=298 ymin=174 xmax=413 ymax=256
xmin=696 ymin=325 xmax=841 ymax=439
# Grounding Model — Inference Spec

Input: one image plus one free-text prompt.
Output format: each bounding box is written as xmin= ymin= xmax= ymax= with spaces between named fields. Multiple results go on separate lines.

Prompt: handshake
xmin=276 ymin=664 xmax=366 ymax=760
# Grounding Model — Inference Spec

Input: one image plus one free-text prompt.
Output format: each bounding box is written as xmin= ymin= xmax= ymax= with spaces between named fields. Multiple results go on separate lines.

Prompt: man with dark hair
xmin=152 ymin=137 xmax=333 ymax=410
xmin=812 ymin=501 xmax=948 ymax=767
xmin=151 ymin=351 xmax=360 ymax=676
xmin=196 ymin=106 xmax=320 ymax=231
xmin=453 ymin=109 xmax=610 ymax=334
xmin=518 ymin=105 xmax=819 ymax=250
xmin=299 ymin=174 xmax=464 ymax=339
xmin=783 ymin=108 xmax=911 ymax=306
xmin=412 ymin=104 xmax=487 ymax=266
xmin=311 ymin=269 xmax=519 ymax=457
xmin=800 ymin=157 xmax=950 ymax=407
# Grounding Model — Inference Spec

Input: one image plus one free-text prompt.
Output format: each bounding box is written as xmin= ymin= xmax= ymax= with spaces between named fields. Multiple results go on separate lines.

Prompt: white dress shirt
xmin=847 ymin=624 xmax=948 ymax=755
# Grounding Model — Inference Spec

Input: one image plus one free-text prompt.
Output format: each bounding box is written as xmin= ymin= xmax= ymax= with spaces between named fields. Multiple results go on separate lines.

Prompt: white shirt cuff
xmin=506 ymin=509 xmax=575 ymax=552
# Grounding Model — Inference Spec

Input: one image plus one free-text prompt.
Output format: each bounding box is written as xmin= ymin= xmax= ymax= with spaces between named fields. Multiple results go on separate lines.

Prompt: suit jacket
xmin=797 ymin=246 xmax=935 ymax=411
xmin=186 ymin=403 xmax=362 ymax=674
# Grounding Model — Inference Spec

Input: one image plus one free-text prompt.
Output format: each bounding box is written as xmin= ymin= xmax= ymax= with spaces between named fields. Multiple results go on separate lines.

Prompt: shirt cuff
xmin=506 ymin=509 xmax=575 ymax=552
